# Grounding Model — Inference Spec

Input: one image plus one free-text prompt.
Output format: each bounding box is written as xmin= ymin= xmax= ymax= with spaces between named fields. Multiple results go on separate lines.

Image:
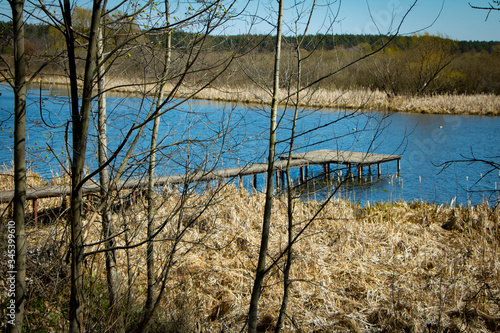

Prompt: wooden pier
xmin=281 ymin=149 xmax=401 ymax=180
xmin=0 ymin=149 xmax=401 ymax=224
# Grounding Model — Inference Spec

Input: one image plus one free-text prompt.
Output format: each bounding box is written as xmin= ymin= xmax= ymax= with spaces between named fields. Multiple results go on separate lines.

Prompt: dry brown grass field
xmin=1 ymin=164 xmax=499 ymax=331
xmin=31 ymin=75 xmax=500 ymax=116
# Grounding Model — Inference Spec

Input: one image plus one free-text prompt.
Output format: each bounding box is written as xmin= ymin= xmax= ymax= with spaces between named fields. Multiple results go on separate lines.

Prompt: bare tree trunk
xmin=145 ymin=0 xmax=171 ymax=321
xmin=275 ymin=6 xmax=316 ymax=329
xmin=275 ymin=48 xmax=302 ymax=333
xmin=65 ymin=0 xmax=103 ymax=331
xmin=144 ymin=81 xmax=160 ymax=319
xmin=96 ymin=9 xmax=124 ymax=332
xmin=248 ymin=1 xmax=284 ymax=331
xmin=61 ymin=5 xmax=84 ymax=329
xmin=9 ymin=1 xmax=27 ymax=332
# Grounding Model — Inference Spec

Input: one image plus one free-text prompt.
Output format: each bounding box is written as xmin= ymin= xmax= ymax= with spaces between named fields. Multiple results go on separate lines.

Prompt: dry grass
xmin=4 ymin=184 xmax=499 ymax=332
xmin=197 ymin=86 xmax=500 ymax=116
xmin=31 ymin=75 xmax=500 ymax=116
xmin=0 ymin=165 xmax=69 ymax=223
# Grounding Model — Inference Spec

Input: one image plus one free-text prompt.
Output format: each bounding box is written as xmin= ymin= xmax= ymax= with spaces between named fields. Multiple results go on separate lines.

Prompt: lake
xmin=1 ymin=83 xmax=499 ymax=206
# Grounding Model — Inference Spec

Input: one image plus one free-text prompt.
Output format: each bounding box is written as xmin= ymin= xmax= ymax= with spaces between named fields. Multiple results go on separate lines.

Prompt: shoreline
xmin=22 ymin=75 xmax=500 ymax=116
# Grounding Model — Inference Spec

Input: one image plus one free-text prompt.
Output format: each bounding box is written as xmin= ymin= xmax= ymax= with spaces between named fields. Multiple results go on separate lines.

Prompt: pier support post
xmin=86 ymin=194 xmax=92 ymax=214
xmin=280 ymin=170 xmax=285 ymax=190
xmin=358 ymin=165 xmax=362 ymax=179
xmin=323 ymin=163 xmax=330 ymax=181
xmin=239 ymin=175 xmax=244 ymax=189
xmin=62 ymin=195 xmax=68 ymax=211
xmin=397 ymin=159 xmax=401 ymax=176
xmin=32 ymin=199 xmax=38 ymax=227
xmin=377 ymin=163 xmax=381 ymax=177
xmin=299 ymin=166 xmax=305 ymax=185
xmin=347 ymin=163 xmax=352 ymax=176
xmin=253 ymin=174 xmax=257 ymax=192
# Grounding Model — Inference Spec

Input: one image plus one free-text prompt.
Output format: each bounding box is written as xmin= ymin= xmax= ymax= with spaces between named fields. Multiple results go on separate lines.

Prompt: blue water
xmin=1 ymin=83 xmax=499 ymax=205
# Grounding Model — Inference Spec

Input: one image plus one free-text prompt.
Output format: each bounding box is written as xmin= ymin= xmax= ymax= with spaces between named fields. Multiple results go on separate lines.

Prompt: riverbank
xmin=29 ymin=75 xmax=500 ymax=116
xmin=1 ymin=180 xmax=499 ymax=332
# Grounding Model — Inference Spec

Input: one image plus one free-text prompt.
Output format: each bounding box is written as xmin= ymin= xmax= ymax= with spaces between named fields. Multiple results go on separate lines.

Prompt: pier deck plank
xmin=0 ymin=150 xmax=401 ymax=203
xmin=281 ymin=149 xmax=401 ymax=165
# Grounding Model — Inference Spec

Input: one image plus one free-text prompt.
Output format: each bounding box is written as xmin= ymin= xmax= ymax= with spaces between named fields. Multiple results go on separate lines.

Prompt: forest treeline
xmin=1 ymin=20 xmax=500 ymax=96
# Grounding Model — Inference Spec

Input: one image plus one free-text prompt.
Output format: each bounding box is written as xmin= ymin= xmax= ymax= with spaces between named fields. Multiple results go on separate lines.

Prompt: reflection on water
xmin=1 ymin=84 xmax=499 ymax=205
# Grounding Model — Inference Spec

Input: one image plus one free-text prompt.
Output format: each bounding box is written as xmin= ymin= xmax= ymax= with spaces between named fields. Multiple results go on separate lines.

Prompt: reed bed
xmin=30 ymin=75 xmax=500 ymax=115
xmin=6 ymin=184 xmax=499 ymax=332
xmin=0 ymin=165 xmax=70 ymax=223
xmin=190 ymin=86 xmax=500 ymax=115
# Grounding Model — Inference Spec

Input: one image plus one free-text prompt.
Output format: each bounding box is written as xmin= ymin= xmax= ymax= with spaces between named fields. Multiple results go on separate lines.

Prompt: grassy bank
xmin=1 ymin=173 xmax=499 ymax=331
xmin=30 ymin=75 xmax=500 ymax=116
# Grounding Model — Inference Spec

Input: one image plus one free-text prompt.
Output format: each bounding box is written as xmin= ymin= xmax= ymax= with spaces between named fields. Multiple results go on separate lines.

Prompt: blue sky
xmin=0 ymin=0 xmax=498 ymax=41
xmin=223 ymin=0 xmax=499 ymax=41
xmin=332 ymin=0 xmax=499 ymax=41
xmin=260 ymin=0 xmax=500 ymax=41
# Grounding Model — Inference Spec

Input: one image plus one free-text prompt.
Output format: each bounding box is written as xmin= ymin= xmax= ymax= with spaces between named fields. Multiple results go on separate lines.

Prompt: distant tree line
xmin=2 ymin=21 xmax=500 ymax=54
xmin=1 ymin=20 xmax=500 ymax=95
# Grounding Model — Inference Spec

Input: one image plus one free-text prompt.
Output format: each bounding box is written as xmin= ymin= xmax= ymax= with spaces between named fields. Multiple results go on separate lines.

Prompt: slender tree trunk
xmin=65 ymin=0 xmax=103 ymax=331
xmin=144 ymin=89 xmax=160 ymax=318
xmin=145 ymin=0 xmax=171 ymax=321
xmin=248 ymin=1 xmax=284 ymax=331
xmin=96 ymin=9 xmax=124 ymax=333
xmin=275 ymin=40 xmax=304 ymax=332
xmin=275 ymin=4 xmax=317 ymax=327
xmin=9 ymin=1 xmax=27 ymax=332
xmin=63 ymin=0 xmax=84 ymax=329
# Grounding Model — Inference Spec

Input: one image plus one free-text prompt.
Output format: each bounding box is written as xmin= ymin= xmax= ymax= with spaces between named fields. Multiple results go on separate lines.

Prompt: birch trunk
xmin=247 ymin=1 xmax=284 ymax=331
xmin=96 ymin=10 xmax=124 ymax=332
xmin=144 ymin=0 xmax=172 ymax=323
